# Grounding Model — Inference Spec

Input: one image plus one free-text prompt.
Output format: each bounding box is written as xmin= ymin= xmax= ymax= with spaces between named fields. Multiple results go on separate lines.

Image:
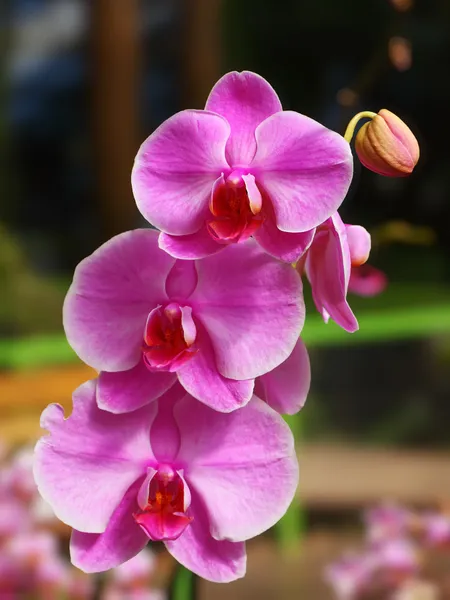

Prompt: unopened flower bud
xmin=355 ymin=109 xmax=419 ymax=177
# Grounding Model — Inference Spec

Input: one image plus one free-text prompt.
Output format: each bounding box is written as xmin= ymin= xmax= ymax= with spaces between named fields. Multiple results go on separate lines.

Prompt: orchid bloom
xmin=132 ymin=71 xmax=353 ymax=264
xmin=34 ymin=381 xmax=298 ymax=583
xmin=300 ymin=213 xmax=371 ymax=332
xmin=63 ymin=229 xmax=304 ymax=414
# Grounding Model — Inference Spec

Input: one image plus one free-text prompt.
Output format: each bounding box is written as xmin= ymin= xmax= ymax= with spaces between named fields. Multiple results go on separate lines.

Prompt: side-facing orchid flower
xmin=63 ymin=229 xmax=304 ymax=414
xmin=34 ymin=380 xmax=299 ymax=583
xmin=132 ymin=71 xmax=353 ymax=264
xmin=298 ymin=213 xmax=371 ymax=333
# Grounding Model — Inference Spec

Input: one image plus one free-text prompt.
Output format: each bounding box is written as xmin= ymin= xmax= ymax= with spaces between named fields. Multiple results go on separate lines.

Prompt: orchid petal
xmin=255 ymin=338 xmax=310 ymax=415
xmin=174 ymin=395 xmax=298 ymax=542
xmin=70 ymin=479 xmax=148 ymax=573
xmin=177 ymin=325 xmax=253 ymax=412
xmin=34 ymin=381 xmax=156 ymax=534
xmin=205 ymin=71 xmax=282 ymax=166
xmin=191 ymin=240 xmax=304 ymax=379
xmin=97 ymin=361 xmax=176 ymax=414
xmin=251 ymin=111 xmax=353 ymax=232
xmin=63 ymin=229 xmax=173 ymax=372
xmin=166 ymin=495 xmax=246 ymax=583
xmin=132 ymin=110 xmax=230 ymax=235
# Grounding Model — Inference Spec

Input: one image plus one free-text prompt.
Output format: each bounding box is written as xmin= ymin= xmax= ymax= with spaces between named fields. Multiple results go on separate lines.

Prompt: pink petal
xmin=174 ymin=395 xmax=298 ymax=542
xmin=63 ymin=229 xmax=173 ymax=372
xmin=346 ymin=225 xmax=371 ymax=266
xmin=34 ymin=380 xmax=156 ymax=534
xmin=97 ymin=361 xmax=177 ymax=414
xmin=165 ymin=259 xmax=198 ymax=300
xmin=254 ymin=209 xmax=315 ymax=263
xmin=166 ymin=496 xmax=246 ymax=583
xmin=70 ymin=479 xmax=148 ymax=573
xmin=254 ymin=338 xmax=310 ymax=415
xmin=306 ymin=215 xmax=358 ymax=333
xmin=132 ymin=110 xmax=230 ymax=235
xmin=177 ymin=325 xmax=253 ymax=412
xmin=251 ymin=111 xmax=353 ymax=232
xmin=205 ymin=71 xmax=282 ymax=166
xmin=159 ymin=227 xmax=222 ymax=260
xmin=191 ymin=240 xmax=304 ymax=379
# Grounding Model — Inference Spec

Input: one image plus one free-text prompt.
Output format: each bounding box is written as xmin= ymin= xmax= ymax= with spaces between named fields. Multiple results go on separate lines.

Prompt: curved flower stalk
xmin=63 ymin=229 xmax=305 ymax=414
xmin=34 ymin=380 xmax=299 ymax=583
xmin=132 ymin=71 xmax=353 ymax=263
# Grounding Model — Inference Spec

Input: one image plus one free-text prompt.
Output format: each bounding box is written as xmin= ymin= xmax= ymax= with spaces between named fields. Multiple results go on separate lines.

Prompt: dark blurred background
xmin=1 ymin=2 xmax=450 ymax=598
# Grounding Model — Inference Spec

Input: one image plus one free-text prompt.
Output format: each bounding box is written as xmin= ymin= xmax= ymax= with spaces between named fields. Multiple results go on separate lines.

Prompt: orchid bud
xmin=355 ymin=109 xmax=419 ymax=177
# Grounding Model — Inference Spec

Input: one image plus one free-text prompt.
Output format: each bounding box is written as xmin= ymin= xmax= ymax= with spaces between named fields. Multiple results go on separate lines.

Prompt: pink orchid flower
xmin=132 ymin=71 xmax=353 ymax=263
xmin=300 ymin=213 xmax=371 ymax=333
xmin=34 ymin=380 xmax=298 ymax=583
xmin=63 ymin=229 xmax=304 ymax=414
xmin=364 ymin=504 xmax=411 ymax=544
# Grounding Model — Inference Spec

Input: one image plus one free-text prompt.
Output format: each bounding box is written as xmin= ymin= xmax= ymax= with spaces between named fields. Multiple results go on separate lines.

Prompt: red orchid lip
xmin=142 ymin=303 xmax=197 ymax=372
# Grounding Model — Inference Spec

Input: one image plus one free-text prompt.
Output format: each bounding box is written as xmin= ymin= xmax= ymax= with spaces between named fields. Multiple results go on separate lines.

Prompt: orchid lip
xmin=207 ymin=172 xmax=263 ymax=244
xmin=142 ymin=303 xmax=197 ymax=372
xmin=133 ymin=465 xmax=193 ymax=542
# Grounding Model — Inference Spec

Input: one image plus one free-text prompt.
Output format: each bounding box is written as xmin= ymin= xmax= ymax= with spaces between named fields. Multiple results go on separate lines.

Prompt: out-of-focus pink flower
xmin=355 ymin=109 xmax=419 ymax=177
xmin=349 ymin=264 xmax=387 ymax=297
xmin=324 ymin=552 xmax=376 ymax=599
xmin=2 ymin=448 xmax=40 ymax=504
xmin=63 ymin=229 xmax=304 ymax=414
xmin=369 ymin=538 xmax=419 ymax=591
xmin=422 ymin=513 xmax=450 ymax=548
xmin=301 ymin=213 xmax=371 ymax=332
xmin=132 ymin=71 xmax=353 ymax=263
xmin=364 ymin=504 xmax=411 ymax=543
xmin=34 ymin=380 xmax=298 ymax=583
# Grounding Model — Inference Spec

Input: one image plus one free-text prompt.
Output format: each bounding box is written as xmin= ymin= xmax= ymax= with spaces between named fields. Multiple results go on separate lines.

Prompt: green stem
xmin=170 ymin=565 xmax=197 ymax=600
xmin=274 ymin=413 xmax=305 ymax=552
xmin=343 ymin=110 xmax=377 ymax=143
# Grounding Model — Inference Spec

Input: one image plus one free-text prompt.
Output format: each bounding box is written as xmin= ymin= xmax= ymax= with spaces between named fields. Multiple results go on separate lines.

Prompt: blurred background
xmin=1 ymin=0 xmax=450 ymax=598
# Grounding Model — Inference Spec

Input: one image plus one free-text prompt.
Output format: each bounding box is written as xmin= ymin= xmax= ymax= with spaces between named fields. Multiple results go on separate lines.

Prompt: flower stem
xmin=343 ymin=111 xmax=377 ymax=143
xmin=170 ymin=565 xmax=197 ymax=600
